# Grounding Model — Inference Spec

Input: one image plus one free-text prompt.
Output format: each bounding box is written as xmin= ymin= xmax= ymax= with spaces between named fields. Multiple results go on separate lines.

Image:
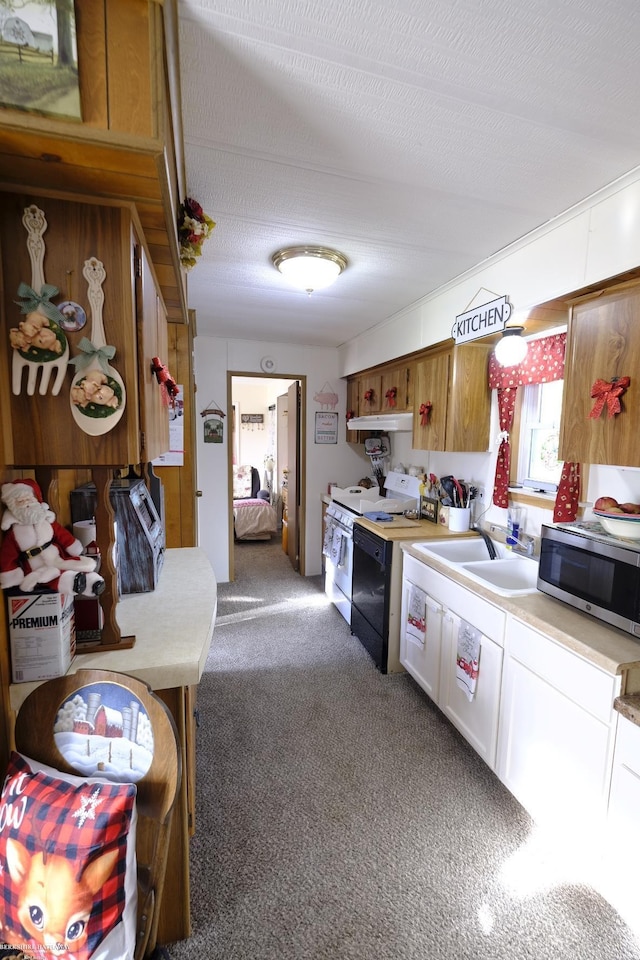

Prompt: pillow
xmin=0 ymin=752 xmax=137 ymax=960
xmin=232 ymin=465 xmax=254 ymax=499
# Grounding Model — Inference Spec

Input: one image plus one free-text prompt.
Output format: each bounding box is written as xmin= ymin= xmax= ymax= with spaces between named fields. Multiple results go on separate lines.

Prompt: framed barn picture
xmin=0 ymin=2 xmax=81 ymax=120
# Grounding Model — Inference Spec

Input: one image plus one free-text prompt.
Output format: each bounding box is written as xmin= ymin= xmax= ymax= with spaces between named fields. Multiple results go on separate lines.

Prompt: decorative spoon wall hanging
xmin=69 ymin=257 xmax=126 ymax=436
xmin=10 ymin=205 xmax=69 ymax=396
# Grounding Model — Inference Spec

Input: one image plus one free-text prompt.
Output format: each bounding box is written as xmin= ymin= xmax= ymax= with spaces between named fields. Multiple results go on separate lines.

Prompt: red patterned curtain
xmin=488 ymin=333 xmax=575 ymax=512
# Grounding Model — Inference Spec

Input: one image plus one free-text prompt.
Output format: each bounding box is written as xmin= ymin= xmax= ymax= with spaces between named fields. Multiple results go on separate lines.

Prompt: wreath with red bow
xmin=385 ymin=386 xmax=397 ymax=408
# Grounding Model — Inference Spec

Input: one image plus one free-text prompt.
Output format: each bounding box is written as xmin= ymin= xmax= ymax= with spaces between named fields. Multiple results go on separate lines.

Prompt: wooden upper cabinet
xmin=358 ymin=373 xmax=382 ymax=414
xmin=412 ymin=352 xmax=450 ymax=451
xmin=346 ymin=376 xmax=359 ymax=442
xmin=380 ymin=364 xmax=411 ymax=411
xmin=0 ymin=190 xmax=169 ymax=467
xmin=448 ymin=343 xmax=492 ymax=451
xmin=135 ymin=241 xmax=170 ymax=464
xmin=412 ymin=343 xmax=491 ymax=452
xmin=0 ymin=0 xmax=186 ymax=324
xmin=559 ymin=281 xmax=640 ymax=466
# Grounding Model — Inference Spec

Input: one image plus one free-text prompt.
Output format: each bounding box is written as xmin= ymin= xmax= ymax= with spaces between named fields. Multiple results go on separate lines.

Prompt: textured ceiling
xmin=178 ymin=0 xmax=640 ymax=348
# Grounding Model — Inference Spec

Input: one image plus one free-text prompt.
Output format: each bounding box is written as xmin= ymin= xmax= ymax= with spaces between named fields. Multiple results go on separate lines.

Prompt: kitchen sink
xmin=412 ymin=538 xmax=539 ymax=596
xmin=412 ymin=537 xmax=510 ymax=563
xmin=457 ymin=557 xmax=539 ymax=596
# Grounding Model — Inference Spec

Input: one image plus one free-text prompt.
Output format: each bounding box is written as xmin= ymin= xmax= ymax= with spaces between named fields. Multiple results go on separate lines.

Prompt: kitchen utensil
xmin=439 ymin=476 xmax=455 ymax=503
xmin=69 ymin=257 xmax=126 ymax=436
xmin=453 ymin=477 xmax=466 ymax=507
xmin=12 ymin=205 xmax=69 ymax=396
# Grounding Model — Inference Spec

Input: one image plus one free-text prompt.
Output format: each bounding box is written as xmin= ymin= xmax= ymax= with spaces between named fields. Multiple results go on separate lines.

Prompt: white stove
xmin=329 ymin=471 xmax=421 ymax=517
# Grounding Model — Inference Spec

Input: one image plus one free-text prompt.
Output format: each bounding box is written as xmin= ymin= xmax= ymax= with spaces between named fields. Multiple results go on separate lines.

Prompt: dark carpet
xmin=168 ymin=536 xmax=640 ymax=960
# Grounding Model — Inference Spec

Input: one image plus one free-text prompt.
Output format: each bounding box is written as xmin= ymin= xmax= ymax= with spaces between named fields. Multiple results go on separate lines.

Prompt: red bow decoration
xmin=588 ymin=376 xmax=630 ymax=419
xmin=385 ymin=386 xmax=397 ymax=408
xmin=346 ymin=409 xmax=355 ymax=422
xmin=151 ymin=356 xmax=179 ymax=406
xmin=419 ymin=402 xmax=432 ymax=426
xmin=363 ymin=388 xmax=375 ymax=404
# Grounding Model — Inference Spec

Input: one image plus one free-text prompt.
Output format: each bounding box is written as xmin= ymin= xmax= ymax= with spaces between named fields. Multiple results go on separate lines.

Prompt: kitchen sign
xmin=452 ymin=295 xmax=513 ymax=344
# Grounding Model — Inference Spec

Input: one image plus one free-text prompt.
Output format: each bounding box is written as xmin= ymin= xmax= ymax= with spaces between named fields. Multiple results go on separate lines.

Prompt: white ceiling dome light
xmin=272 ymin=246 xmax=348 ymax=294
xmin=494 ymin=325 xmax=528 ymax=366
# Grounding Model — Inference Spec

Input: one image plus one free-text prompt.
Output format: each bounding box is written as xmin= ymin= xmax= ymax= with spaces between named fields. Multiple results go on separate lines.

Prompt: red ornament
xmin=346 ymin=409 xmax=355 ymax=422
xmin=385 ymin=386 xmax=397 ymax=408
xmin=588 ymin=376 xmax=630 ymax=419
xmin=419 ymin=402 xmax=432 ymax=426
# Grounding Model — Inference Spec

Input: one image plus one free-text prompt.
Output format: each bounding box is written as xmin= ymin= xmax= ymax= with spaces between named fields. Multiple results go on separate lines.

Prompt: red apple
xmin=594 ymin=496 xmax=619 ymax=511
xmin=620 ymin=503 xmax=640 ymax=514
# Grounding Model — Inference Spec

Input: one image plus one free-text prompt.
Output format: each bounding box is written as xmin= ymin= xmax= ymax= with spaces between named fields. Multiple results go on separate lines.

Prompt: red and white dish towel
xmin=456 ymin=619 xmax=481 ymax=701
xmin=406 ymin=583 xmax=427 ymax=647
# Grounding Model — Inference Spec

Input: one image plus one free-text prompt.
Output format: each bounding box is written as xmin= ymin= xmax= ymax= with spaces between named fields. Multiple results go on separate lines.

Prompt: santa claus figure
xmin=0 ymin=479 xmax=105 ymax=597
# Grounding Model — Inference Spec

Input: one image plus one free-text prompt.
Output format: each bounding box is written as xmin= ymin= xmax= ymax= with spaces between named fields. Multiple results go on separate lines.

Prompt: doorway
xmin=227 ymin=372 xmax=306 ymax=582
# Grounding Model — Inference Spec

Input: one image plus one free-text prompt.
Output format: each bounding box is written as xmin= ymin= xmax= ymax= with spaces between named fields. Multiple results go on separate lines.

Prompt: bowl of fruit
xmin=593 ymin=497 xmax=640 ymax=538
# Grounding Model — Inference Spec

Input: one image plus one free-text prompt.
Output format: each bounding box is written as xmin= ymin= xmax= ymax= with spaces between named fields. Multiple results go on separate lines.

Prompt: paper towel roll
xmin=73 ymin=520 xmax=96 ymax=548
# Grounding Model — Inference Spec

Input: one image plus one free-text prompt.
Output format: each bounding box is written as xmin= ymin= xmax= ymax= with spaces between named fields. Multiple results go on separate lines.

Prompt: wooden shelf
xmin=0 ymin=0 xmax=187 ymax=324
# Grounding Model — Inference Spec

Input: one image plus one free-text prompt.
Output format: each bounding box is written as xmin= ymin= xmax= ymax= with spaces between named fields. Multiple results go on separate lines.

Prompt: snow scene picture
xmin=54 ymin=682 xmax=154 ymax=782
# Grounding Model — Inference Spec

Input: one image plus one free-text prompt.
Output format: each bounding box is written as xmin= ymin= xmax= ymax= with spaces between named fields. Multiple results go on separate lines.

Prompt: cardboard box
xmin=6 ymin=591 xmax=76 ymax=683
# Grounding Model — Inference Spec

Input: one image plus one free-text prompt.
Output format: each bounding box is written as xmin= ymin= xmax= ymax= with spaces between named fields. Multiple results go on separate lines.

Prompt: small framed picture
xmin=314 ymin=411 xmax=338 ymax=444
xmin=421 ymin=496 xmax=440 ymax=524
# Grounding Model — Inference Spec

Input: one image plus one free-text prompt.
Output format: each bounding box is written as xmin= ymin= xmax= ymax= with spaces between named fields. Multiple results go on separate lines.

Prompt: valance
xmin=488 ymin=332 xmax=566 ymax=389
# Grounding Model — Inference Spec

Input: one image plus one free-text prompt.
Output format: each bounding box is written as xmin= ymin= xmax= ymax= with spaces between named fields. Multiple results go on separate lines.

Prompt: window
xmin=516 ymin=379 xmax=564 ymax=492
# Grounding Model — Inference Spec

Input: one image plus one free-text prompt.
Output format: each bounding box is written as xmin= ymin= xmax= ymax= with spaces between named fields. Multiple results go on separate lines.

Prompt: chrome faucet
xmin=508 ymin=532 xmax=536 ymax=558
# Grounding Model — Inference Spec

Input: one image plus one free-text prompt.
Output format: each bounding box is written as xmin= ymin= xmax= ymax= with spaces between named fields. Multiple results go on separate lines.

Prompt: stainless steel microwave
xmin=537 ymin=524 xmax=640 ymax=638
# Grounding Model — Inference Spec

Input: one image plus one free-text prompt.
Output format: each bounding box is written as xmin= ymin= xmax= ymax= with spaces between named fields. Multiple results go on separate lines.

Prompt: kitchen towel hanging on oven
xmin=456 ymin=619 xmax=481 ymax=701
xmin=329 ymin=526 xmax=347 ymax=567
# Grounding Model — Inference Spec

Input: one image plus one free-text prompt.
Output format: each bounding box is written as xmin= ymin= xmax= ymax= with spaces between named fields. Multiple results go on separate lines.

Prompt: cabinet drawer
xmin=507 ymin=617 xmax=618 ymax=723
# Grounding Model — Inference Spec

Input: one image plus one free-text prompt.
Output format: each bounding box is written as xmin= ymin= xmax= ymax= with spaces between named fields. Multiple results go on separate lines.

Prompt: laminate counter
xmin=8 ymin=547 xmax=216 ymax=712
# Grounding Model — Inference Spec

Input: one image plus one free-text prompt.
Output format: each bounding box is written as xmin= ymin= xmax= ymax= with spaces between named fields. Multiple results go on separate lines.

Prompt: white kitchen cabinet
xmin=400 ymin=577 xmax=443 ymax=703
xmin=400 ymin=552 xmax=505 ymax=769
xmin=438 ymin=610 xmax=503 ymax=768
xmin=497 ymin=617 xmax=619 ymax=832
xmin=607 ymin=713 xmax=640 ymax=857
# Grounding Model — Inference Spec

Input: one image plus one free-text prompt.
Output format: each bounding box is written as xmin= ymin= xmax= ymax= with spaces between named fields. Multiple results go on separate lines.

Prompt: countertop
xmin=614 ymin=693 xmax=640 ymax=725
xmin=355 ymin=515 xmax=477 ymax=542
xmin=9 ymin=547 xmax=217 ymax=713
xmin=401 ymin=539 xmax=640 ymax=677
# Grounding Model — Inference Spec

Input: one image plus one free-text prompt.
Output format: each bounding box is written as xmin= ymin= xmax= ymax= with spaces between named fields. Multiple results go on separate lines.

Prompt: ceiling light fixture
xmin=271 ymin=245 xmax=348 ymax=294
xmin=494 ymin=325 xmax=528 ymax=366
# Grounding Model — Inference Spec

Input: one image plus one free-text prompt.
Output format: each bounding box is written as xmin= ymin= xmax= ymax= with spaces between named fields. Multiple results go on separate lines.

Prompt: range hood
xmin=347 ymin=412 xmax=413 ymax=432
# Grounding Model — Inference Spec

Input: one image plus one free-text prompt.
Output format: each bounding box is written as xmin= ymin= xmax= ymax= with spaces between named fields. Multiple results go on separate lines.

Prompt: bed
xmin=233 ymin=465 xmax=278 ymax=540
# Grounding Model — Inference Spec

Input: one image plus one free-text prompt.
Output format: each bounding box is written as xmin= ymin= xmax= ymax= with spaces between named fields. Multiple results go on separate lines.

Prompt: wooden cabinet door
xmin=358 ymin=373 xmax=382 ymax=414
xmin=346 ymin=376 xmax=360 ymax=442
xmin=135 ymin=237 xmax=170 ymax=463
xmin=380 ymin=364 xmax=410 ymax=411
xmin=412 ymin=351 xmax=450 ymax=450
xmin=560 ymin=282 xmax=640 ymax=465
xmin=447 ymin=343 xmax=491 ymax=451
